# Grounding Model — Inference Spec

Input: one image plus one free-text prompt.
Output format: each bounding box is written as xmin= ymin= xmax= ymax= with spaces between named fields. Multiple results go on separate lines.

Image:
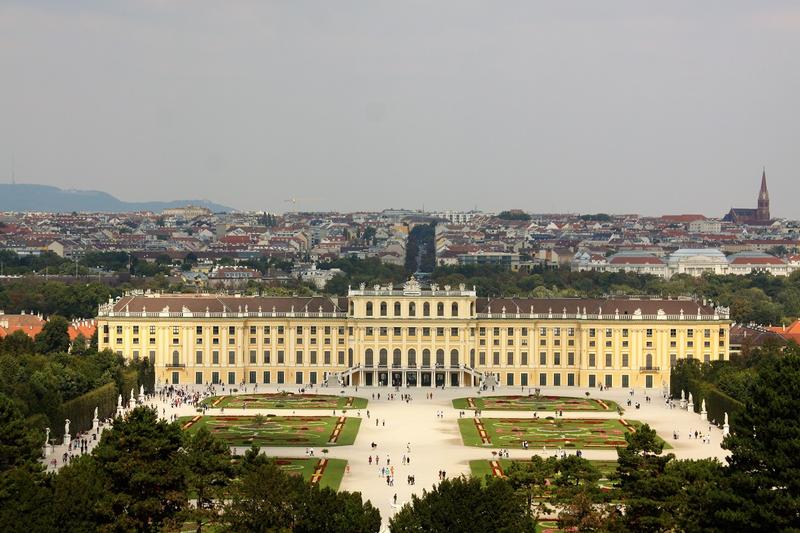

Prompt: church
xmin=723 ymin=169 xmax=771 ymax=225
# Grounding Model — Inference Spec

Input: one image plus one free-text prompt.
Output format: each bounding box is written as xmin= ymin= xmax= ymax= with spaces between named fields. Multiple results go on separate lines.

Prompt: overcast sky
xmin=1 ymin=1 xmax=798 ymax=216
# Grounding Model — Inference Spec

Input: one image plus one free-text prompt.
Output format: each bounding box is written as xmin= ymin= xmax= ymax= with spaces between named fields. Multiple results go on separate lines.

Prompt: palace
xmin=97 ymin=279 xmax=731 ymax=390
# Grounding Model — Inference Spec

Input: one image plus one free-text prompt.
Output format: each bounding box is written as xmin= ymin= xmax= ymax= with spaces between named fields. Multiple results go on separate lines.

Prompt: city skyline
xmin=1 ymin=2 xmax=798 ymax=216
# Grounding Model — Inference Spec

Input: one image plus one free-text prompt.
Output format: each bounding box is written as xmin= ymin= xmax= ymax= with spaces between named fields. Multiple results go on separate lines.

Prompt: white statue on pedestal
xmin=687 ymin=392 xmax=694 ymax=412
xmin=139 ymin=384 xmax=145 ymax=401
xmin=700 ymin=398 xmax=707 ymax=421
xmin=44 ymin=427 xmax=51 ymax=456
xmin=63 ymin=419 xmax=71 ymax=447
xmin=130 ymin=388 xmax=135 ymax=406
xmin=723 ymin=412 xmax=730 ymax=437
xmin=117 ymin=394 xmax=124 ymax=416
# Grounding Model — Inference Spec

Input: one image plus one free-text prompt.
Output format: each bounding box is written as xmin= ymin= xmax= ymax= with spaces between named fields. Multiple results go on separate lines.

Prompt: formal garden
xmin=271 ymin=457 xmax=348 ymax=490
xmin=458 ymin=417 xmax=667 ymax=449
xmin=180 ymin=414 xmax=361 ymax=446
xmin=202 ymin=392 xmax=368 ymax=409
xmin=452 ymin=394 xmax=620 ymax=412
xmin=470 ymin=458 xmax=617 ymax=483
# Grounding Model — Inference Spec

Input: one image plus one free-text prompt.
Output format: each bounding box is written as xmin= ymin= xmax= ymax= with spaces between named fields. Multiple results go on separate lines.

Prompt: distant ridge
xmin=0 ymin=183 xmax=233 ymax=213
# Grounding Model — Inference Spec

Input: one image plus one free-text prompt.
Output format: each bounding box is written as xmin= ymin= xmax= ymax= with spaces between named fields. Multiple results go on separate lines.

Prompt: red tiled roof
xmin=729 ymin=256 xmax=785 ymax=265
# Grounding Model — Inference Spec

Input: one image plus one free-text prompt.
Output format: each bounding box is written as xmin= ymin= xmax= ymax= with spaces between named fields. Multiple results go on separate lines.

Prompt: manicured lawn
xmin=452 ymin=394 xmax=620 ymax=412
xmin=180 ymin=415 xmax=361 ymax=446
xmin=458 ymin=417 xmax=669 ymax=449
xmin=273 ymin=457 xmax=348 ymax=490
xmin=202 ymin=392 xmax=368 ymax=410
xmin=469 ymin=458 xmax=618 ymax=480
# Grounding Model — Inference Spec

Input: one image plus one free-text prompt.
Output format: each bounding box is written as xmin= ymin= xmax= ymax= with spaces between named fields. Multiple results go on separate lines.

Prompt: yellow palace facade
xmin=97 ymin=279 xmax=731 ymax=390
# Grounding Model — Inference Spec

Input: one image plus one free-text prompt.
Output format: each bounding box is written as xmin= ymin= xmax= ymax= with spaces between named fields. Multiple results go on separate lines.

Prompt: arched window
xmin=423 ymin=302 xmax=431 ymax=317
xmin=436 ymin=349 xmax=445 ymax=367
xmin=409 ymin=302 xmax=416 ymax=317
xmin=379 ymin=349 xmax=388 ymax=367
xmin=394 ymin=302 xmax=401 ymax=316
xmin=450 ymin=349 xmax=459 ymax=367
xmin=393 ymin=349 xmax=402 ymax=367
xmin=408 ymin=349 xmax=417 ymax=367
xmin=366 ymin=302 xmax=373 ymax=317
xmin=172 ymin=351 xmax=180 ymax=365
xmin=365 ymin=349 xmax=374 ymax=367
xmin=380 ymin=302 xmax=387 ymax=317
xmin=469 ymin=349 xmax=475 ymax=368
xmin=451 ymin=302 xmax=459 ymax=317
xmin=437 ymin=302 xmax=444 ymax=317
xmin=348 ymin=348 xmax=353 ymax=367
xmin=646 ymin=353 xmax=653 ymax=369
xmin=422 ymin=349 xmax=431 ymax=367
xmin=470 ymin=302 xmax=475 ymax=316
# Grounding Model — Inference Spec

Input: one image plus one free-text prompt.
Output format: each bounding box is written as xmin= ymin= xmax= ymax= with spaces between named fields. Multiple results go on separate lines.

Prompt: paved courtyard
xmin=44 ymin=384 xmax=729 ymax=530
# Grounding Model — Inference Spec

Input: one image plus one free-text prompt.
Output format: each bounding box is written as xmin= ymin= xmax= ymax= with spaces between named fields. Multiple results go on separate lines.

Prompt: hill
xmin=0 ymin=183 xmax=232 ymax=213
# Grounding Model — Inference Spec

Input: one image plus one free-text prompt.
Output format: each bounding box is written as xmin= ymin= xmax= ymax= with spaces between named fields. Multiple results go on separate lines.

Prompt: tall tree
xmin=183 ymin=426 xmax=235 ymax=531
xmin=92 ymin=406 xmax=188 ymax=532
xmin=34 ymin=315 xmax=71 ymax=354
xmin=722 ymin=347 xmax=800 ymax=531
xmin=0 ymin=393 xmax=42 ymax=472
xmin=389 ymin=476 xmax=536 ymax=533
xmin=615 ymin=424 xmax=677 ymax=533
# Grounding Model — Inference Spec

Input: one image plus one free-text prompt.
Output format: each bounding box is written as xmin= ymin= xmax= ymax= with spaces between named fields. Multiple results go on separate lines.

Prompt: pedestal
xmin=722 ymin=423 xmax=730 ymax=437
xmin=43 ymin=444 xmax=52 ymax=457
xmin=92 ymin=417 xmax=99 ymax=432
xmin=117 ymin=406 xmax=124 ymax=417
xmin=700 ymin=410 xmax=707 ymax=421
xmin=687 ymin=401 xmax=694 ymax=413
xmin=63 ymin=433 xmax=71 ymax=448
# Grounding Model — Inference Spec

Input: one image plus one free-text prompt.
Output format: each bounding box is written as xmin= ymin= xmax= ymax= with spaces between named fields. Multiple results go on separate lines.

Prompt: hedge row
xmin=52 ymin=381 xmax=117 ymax=439
xmin=672 ymin=376 xmax=745 ymax=427
xmin=51 ymin=368 xmax=148 ymax=439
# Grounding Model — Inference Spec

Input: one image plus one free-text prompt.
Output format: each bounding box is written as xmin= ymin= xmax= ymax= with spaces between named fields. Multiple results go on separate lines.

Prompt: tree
xmin=552 ymin=456 xmax=613 ymax=532
xmin=0 ymin=330 xmax=35 ymax=356
xmin=34 ymin=315 xmax=71 ymax=354
xmin=615 ymin=424 xmax=676 ymax=533
xmin=722 ymin=347 xmax=800 ymax=531
xmin=0 ymin=394 xmax=42 ymax=472
xmin=183 ymin=426 xmax=235 ymax=530
xmin=51 ymin=455 xmax=112 ymax=532
xmin=224 ymin=458 xmax=380 ymax=532
xmin=389 ymin=475 xmax=536 ymax=533
xmin=92 ymin=406 xmax=188 ymax=532
xmin=0 ymin=465 xmax=55 ymax=533
xmin=505 ymin=455 xmax=556 ymax=520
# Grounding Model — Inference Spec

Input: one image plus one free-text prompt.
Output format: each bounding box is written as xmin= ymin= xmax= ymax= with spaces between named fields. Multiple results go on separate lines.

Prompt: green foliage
xmin=670 ymin=359 xmax=747 ymax=425
xmin=579 ymin=213 xmax=613 ymax=222
xmin=321 ymin=257 xmax=408 ymax=295
xmin=389 ymin=475 xmax=536 ymax=533
xmin=405 ymin=223 xmax=435 ymax=273
xmin=722 ymin=346 xmax=800 ymax=531
xmin=34 ymin=315 xmax=71 ymax=354
xmin=0 ymin=279 xmax=116 ymax=318
xmin=92 ymin=407 xmax=188 ymax=532
xmin=183 ymin=426 xmax=235 ymax=530
xmin=224 ymin=458 xmax=380 ymax=532
xmin=58 ymin=382 xmax=117 ymax=438
xmin=0 ymin=349 xmax=131 ymax=437
xmin=0 ymin=394 xmax=43 ymax=472
xmin=615 ymin=424 xmax=676 ymax=533
xmin=497 ymin=210 xmax=531 ymax=221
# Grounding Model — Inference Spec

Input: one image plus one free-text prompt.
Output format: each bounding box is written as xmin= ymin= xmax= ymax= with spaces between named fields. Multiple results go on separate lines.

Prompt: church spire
xmin=757 ymin=167 xmax=770 ymax=222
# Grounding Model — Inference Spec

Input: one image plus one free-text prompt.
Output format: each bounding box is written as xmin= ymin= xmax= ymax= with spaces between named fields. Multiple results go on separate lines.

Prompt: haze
xmin=1 ymin=1 xmax=798 ymax=216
